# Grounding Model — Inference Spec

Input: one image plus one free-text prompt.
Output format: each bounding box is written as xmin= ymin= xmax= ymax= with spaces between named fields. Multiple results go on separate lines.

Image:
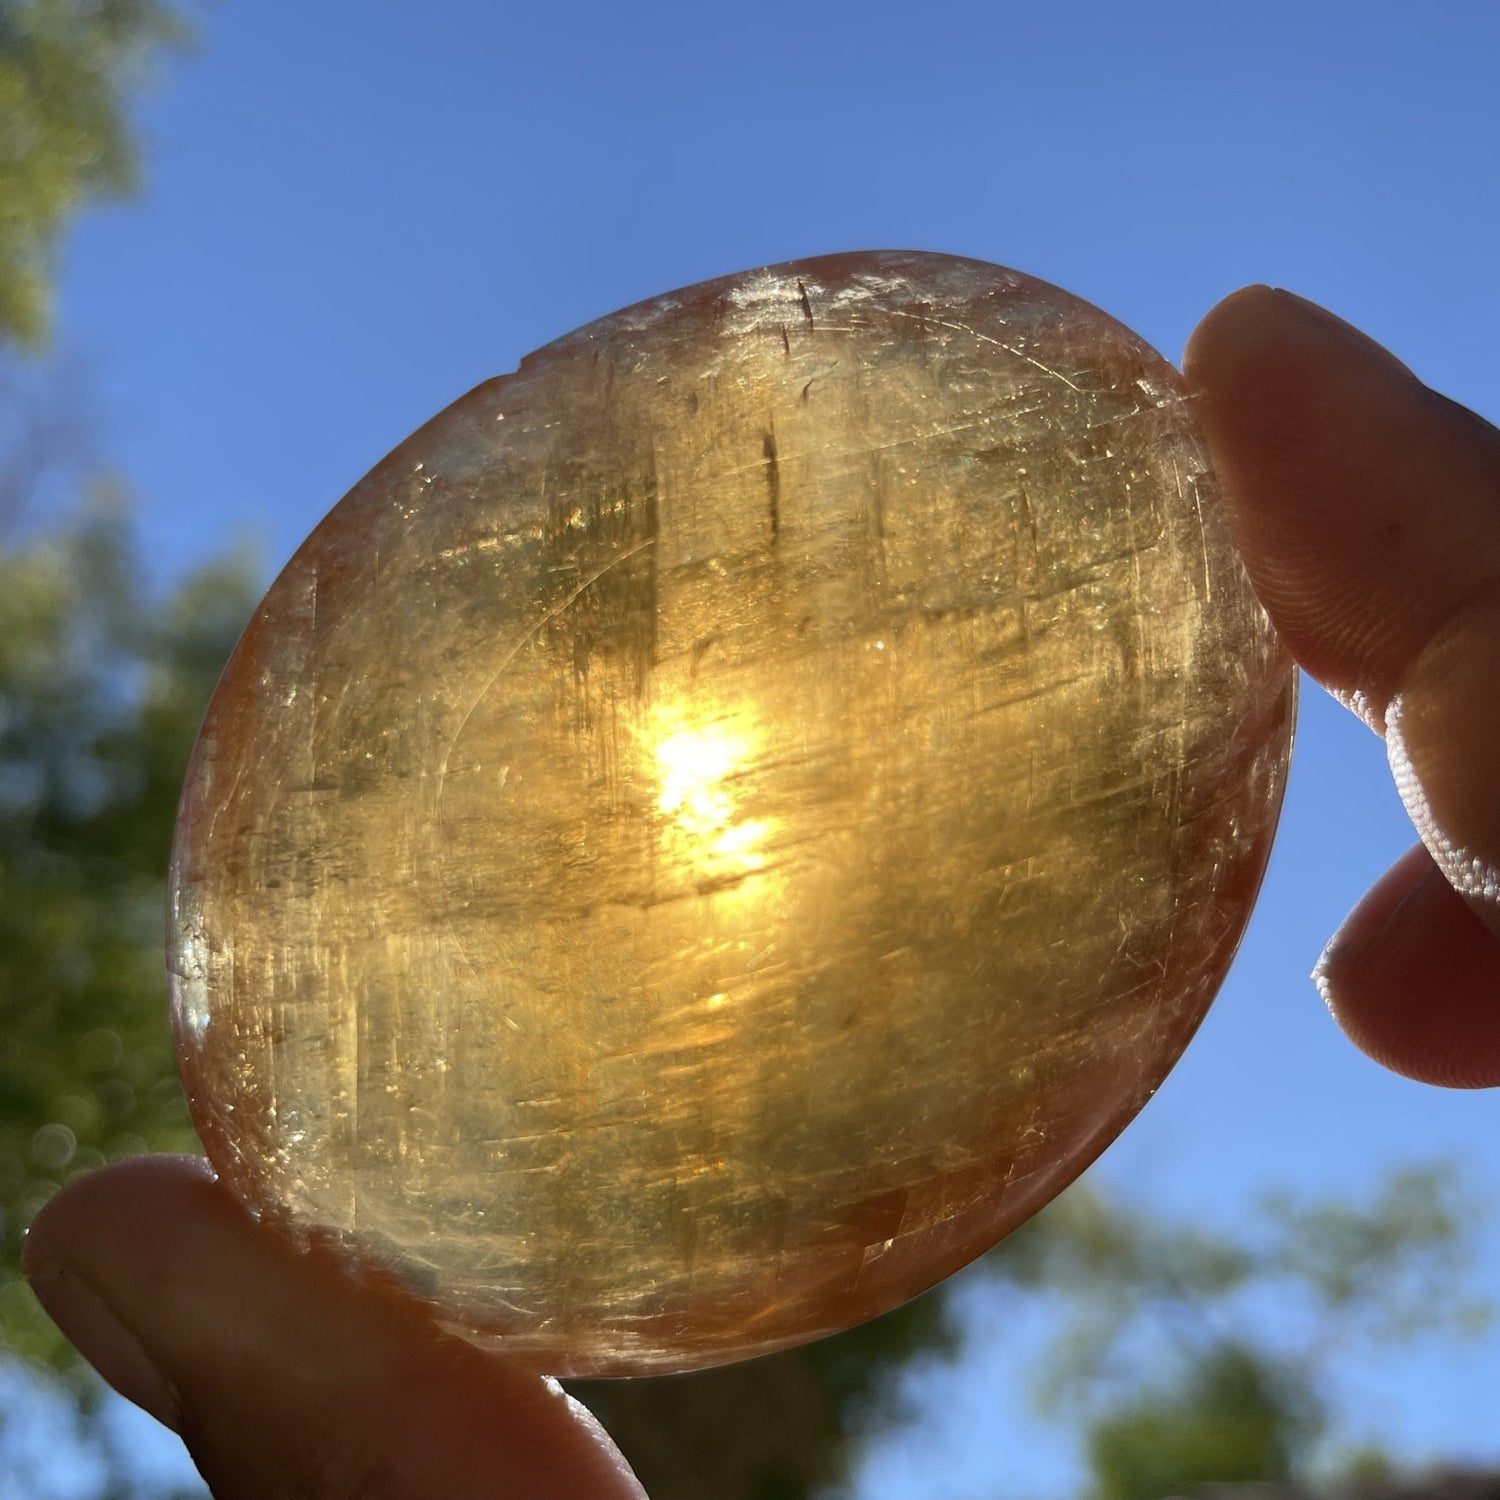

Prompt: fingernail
xmin=23 ymin=1226 xmax=181 ymax=1431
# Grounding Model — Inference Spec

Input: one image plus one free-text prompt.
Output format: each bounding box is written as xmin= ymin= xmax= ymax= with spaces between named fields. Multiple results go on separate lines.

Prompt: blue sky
xmin=28 ymin=1 xmax=1500 ymax=1494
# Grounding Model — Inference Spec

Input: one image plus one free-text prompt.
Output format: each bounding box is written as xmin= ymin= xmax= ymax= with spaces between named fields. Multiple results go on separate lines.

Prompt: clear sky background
xmin=27 ymin=2 xmax=1500 ymax=1495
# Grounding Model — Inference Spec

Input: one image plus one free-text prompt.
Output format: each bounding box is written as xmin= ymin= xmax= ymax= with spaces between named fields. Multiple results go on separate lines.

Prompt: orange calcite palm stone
xmin=169 ymin=253 xmax=1293 ymax=1375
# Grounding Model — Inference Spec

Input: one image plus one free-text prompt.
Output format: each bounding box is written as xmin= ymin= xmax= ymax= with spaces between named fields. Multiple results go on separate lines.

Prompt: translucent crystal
xmin=169 ymin=252 xmax=1294 ymax=1375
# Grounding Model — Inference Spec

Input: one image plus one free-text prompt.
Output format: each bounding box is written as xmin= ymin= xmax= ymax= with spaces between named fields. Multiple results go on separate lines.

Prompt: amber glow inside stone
xmin=169 ymin=252 xmax=1293 ymax=1376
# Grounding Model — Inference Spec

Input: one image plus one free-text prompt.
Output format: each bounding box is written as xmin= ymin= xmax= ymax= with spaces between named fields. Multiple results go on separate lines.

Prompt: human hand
xmin=1186 ymin=287 xmax=1500 ymax=1089
xmin=24 ymin=287 xmax=1498 ymax=1499
xmin=23 ymin=1154 xmax=647 ymax=1498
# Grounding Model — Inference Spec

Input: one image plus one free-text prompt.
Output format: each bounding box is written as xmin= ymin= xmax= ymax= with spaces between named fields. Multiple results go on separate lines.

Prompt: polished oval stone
xmin=169 ymin=252 xmax=1294 ymax=1376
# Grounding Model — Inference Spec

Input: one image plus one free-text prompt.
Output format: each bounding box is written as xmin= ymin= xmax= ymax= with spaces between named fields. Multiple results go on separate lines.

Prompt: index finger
xmin=1184 ymin=288 xmax=1500 ymax=1087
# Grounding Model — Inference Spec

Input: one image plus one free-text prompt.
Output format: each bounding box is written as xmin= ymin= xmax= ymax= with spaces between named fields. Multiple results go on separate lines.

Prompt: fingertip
xmin=1316 ymin=845 xmax=1500 ymax=1089
xmin=1184 ymin=284 xmax=1398 ymax=396
xmin=1181 ymin=283 xmax=1278 ymax=386
xmin=24 ymin=1224 xmax=184 ymax=1431
xmin=1184 ymin=280 xmax=1500 ymax=740
xmin=23 ymin=1154 xmax=218 ymax=1277
xmin=22 ymin=1157 xmax=645 ymax=1500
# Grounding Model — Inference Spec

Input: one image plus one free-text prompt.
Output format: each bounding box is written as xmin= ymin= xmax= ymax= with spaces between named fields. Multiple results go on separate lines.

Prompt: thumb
xmin=23 ymin=1156 xmax=645 ymax=1500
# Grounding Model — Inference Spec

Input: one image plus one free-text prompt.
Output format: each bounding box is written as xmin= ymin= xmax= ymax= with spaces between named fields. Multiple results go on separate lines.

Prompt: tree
xmin=0 ymin=507 xmax=254 ymax=1500
xmin=0 ymin=504 xmax=258 ymax=1380
xmin=992 ymin=1167 xmax=1491 ymax=1500
xmin=1085 ymin=1341 xmax=1318 ymax=1500
xmin=0 ymin=0 xmax=189 ymax=348
xmin=0 ymin=0 xmax=205 ymax=1402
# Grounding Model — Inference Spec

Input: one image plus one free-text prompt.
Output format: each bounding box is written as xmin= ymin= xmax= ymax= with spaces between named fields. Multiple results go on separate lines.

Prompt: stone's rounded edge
xmin=511 ymin=247 xmax=1173 ymax=387
xmin=1222 ymin=664 xmax=1299 ymax=965
xmin=165 ymin=677 xmax=240 ymax=1209
xmin=163 ymin=351 xmax=519 ymax=1214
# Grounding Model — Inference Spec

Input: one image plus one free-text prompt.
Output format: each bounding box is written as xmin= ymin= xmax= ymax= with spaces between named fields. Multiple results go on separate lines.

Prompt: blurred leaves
xmin=1001 ymin=1164 xmax=1490 ymax=1425
xmin=975 ymin=1168 xmax=1492 ymax=1500
xmin=1084 ymin=1340 xmax=1320 ymax=1500
xmin=0 ymin=0 xmax=191 ymax=348
xmin=1262 ymin=1167 xmax=1491 ymax=1339
xmin=0 ymin=500 xmax=256 ymax=1376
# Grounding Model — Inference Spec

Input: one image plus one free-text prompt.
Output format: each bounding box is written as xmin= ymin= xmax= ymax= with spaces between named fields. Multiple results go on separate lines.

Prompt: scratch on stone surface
xmin=697 ymin=415 xmax=986 ymax=484
xmin=763 ymin=424 xmax=781 ymax=539
xmin=434 ymin=537 xmax=659 ymax=794
xmin=207 ymin=758 xmax=248 ymax=844
xmin=1016 ymin=479 xmax=1039 ymax=558
xmin=1186 ymin=472 xmax=1212 ymax=603
xmin=887 ymin=309 xmax=1084 ymax=393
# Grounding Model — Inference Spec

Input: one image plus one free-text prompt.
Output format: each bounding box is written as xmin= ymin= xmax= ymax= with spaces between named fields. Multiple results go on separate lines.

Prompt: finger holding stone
xmin=23 ymin=1155 xmax=646 ymax=1500
xmin=1185 ymin=287 xmax=1500 ymax=1084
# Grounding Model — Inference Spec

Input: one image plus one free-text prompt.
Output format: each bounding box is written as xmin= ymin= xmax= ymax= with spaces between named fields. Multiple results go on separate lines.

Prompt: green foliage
xmin=0 ymin=502 xmax=256 ymax=1374
xmin=0 ymin=0 xmax=189 ymax=347
xmin=1085 ymin=1341 xmax=1318 ymax=1500
xmin=1263 ymin=1167 xmax=1491 ymax=1338
xmin=980 ymin=1168 xmax=1490 ymax=1499
xmin=1335 ymin=1446 xmax=1400 ymax=1489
